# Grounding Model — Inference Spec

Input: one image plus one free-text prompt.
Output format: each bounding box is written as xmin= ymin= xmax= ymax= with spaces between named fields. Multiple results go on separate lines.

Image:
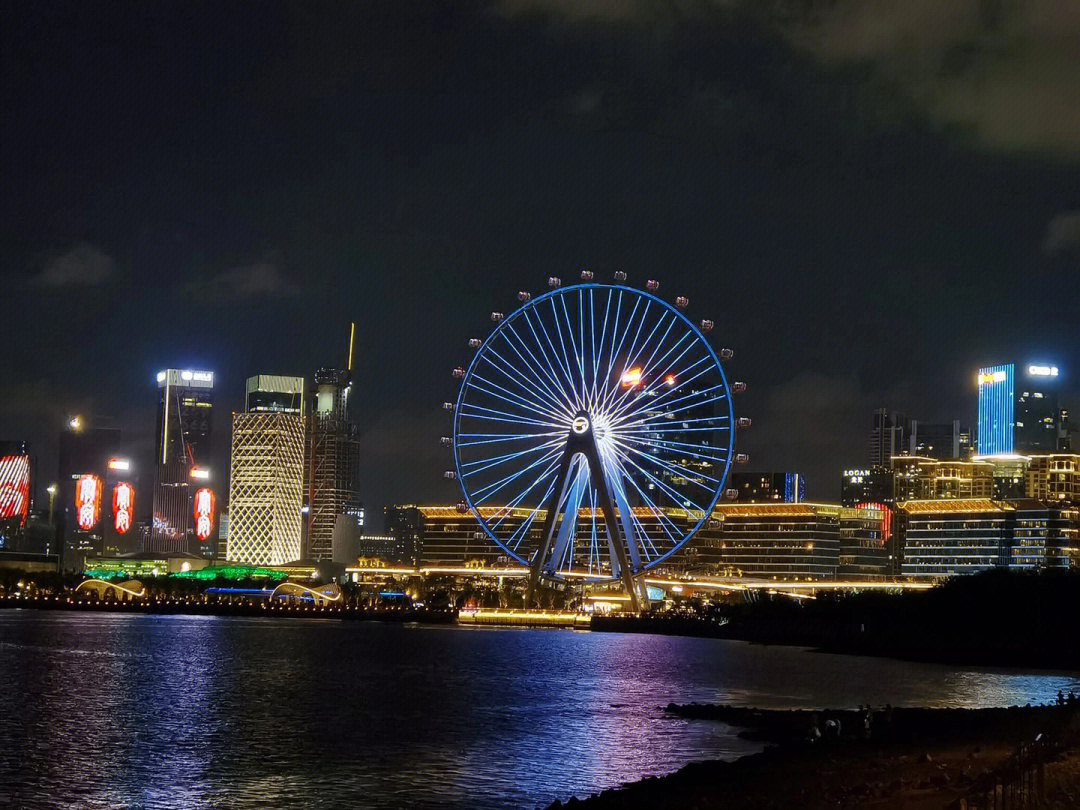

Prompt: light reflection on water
xmin=1 ymin=612 xmax=1078 ymax=809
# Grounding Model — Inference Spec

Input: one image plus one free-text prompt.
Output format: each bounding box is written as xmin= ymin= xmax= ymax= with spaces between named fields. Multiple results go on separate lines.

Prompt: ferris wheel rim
xmin=451 ymin=281 xmax=735 ymax=576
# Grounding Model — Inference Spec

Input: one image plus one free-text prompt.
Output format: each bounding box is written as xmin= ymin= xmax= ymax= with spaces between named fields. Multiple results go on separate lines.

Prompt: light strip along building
xmin=226 ymin=376 xmax=305 ymax=566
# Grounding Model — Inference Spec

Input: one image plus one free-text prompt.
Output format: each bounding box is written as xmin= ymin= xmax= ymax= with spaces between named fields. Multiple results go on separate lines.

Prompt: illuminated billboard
xmin=193 ymin=487 xmax=216 ymax=541
xmin=0 ymin=455 xmax=31 ymax=527
xmin=977 ymin=363 xmax=1014 ymax=456
xmin=112 ymin=482 xmax=135 ymax=535
xmin=75 ymin=474 xmax=102 ymax=531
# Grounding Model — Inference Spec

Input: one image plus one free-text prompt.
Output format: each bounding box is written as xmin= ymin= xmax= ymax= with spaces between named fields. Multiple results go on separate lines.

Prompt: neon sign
xmin=193 ymin=487 xmax=215 ymax=541
xmin=0 ymin=455 xmax=31 ymax=527
xmin=75 ymin=475 xmax=102 ymax=531
xmin=112 ymin=482 xmax=135 ymax=535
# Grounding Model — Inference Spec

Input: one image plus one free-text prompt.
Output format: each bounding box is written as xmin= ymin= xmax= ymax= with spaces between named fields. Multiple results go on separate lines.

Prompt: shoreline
xmin=545 ymin=703 xmax=1080 ymax=809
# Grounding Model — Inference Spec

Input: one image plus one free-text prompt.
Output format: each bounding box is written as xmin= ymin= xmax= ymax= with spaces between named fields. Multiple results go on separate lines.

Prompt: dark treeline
xmin=715 ymin=571 xmax=1080 ymax=670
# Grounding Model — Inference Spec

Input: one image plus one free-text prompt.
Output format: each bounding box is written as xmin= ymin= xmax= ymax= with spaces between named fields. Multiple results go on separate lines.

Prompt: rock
xmin=920 ymin=753 xmax=934 ymax=763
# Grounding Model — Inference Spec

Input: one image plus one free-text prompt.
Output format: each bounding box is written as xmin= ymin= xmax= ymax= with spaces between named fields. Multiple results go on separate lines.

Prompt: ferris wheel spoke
xmin=461 ymin=438 xmax=563 ymax=476
xmin=607 ymin=350 xmax=711 ymax=425
xmin=599 ymin=318 xmax=686 ymax=420
xmin=500 ymin=321 xmax=581 ymax=415
xmin=481 ymin=344 xmax=576 ymax=420
xmin=610 ymin=438 xmax=721 ymax=492
xmin=600 ymin=450 xmax=671 ymax=558
xmin=459 ymin=403 xmax=564 ymax=429
xmin=473 ymin=444 xmax=563 ymax=503
xmin=612 ymin=376 xmax=724 ymax=428
xmin=596 ymin=308 xmax=672 ymax=418
xmin=616 ymin=413 xmax=731 ymax=432
xmin=456 ymin=430 xmax=566 ymax=448
xmin=609 ymin=444 xmax=708 ymax=511
xmin=465 ymin=375 xmax=569 ymax=424
xmin=607 ymin=333 xmax=698 ymax=421
xmin=524 ymin=305 xmax=581 ymax=410
xmin=612 ymin=433 xmax=729 ymax=471
xmin=588 ymin=287 xmax=612 ymax=409
xmin=553 ymin=294 xmax=586 ymax=408
xmin=490 ymin=457 xmax=561 ymax=539
xmin=600 ymin=290 xmax=631 ymax=403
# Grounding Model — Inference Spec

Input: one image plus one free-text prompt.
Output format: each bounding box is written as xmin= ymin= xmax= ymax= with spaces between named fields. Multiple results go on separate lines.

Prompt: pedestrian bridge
xmin=75 ymin=579 xmax=147 ymax=600
xmin=269 ymin=581 xmax=343 ymax=605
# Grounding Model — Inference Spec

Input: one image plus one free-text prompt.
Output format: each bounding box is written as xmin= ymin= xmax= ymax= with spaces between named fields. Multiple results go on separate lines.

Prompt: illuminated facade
xmin=840 ymin=466 xmax=894 ymax=507
xmin=1026 ymin=454 xmax=1080 ymax=503
xmin=977 ymin=363 xmax=1065 ymax=456
xmin=0 ymin=449 xmax=31 ymax=529
xmin=688 ymin=503 xmax=886 ymax=580
xmin=58 ymin=421 xmax=123 ymax=567
xmin=226 ymin=376 xmax=305 ymax=566
xmin=305 ymin=368 xmax=361 ymax=561
xmin=892 ymin=456 xmax=994 ymax=501
xmin=726 ymin=472 xmax=805 ymax=503
xmin=151 ymin=369 xmax=214 ymax=553
xmin=899 ymin=498 xmax=1075 ymax=576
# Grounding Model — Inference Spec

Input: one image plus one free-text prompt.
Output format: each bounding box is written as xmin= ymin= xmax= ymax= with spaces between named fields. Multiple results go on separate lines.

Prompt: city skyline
xmin=5 ymin=3 xmax=1080 ymax=518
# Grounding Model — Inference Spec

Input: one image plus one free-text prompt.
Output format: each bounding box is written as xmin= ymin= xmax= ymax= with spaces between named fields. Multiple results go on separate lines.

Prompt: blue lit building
xmin=977 ymin=364 xmax=1015 ymax=456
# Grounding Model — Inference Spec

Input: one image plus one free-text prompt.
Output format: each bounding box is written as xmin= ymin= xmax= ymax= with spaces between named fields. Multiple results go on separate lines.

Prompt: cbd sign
xmin=75 ymin=475 xmax=102 ymax=531
xmin=193 ymin=487 xmax=215 ymax=541
xmin=112 ymin=482 xmax=135 ymax=535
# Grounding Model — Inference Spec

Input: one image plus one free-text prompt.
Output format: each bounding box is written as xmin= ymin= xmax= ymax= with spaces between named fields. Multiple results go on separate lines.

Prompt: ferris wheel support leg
xmin=527 ymin=449 xmax=575 ymax=607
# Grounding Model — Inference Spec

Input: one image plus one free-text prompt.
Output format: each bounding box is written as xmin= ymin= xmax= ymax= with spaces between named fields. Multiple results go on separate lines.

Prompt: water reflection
xmin=0 ymin=613 xmax=1077 ymax=809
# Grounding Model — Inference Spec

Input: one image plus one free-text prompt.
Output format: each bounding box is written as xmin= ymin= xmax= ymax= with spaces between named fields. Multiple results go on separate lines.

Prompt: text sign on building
xmin=1027 ymin=365 xmax=1059 ymax=377
xmin=112 ymin=482 xmax=135 ymax=535
xmin=193 ymin=487 xmax=216 ymax=541
xmin=75 ymin=474 xmax=102 ymax=531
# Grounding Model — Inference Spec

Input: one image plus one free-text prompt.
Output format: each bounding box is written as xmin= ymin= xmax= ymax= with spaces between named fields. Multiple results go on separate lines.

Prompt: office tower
xmin=226 ymin=375 xmax=306 ymax=566
xmin=1016 ymin=364 xmax=1064 ymax=453
xmin=57 ymin=419 xmax=123 ymax=568
xmin=839 ymin=466 xmax=895 ymax=507
xmin=977 ymin=363 xmax=1065 ymax=456
xmin=870 ymin=408 xmax=907 ymax=466
xmin=306 ymin=363 xmax=362 ymax=561
xmin=151 ymin=369 xmax=214 ymax=553
xmin=0 ymin=441 xmax=32 ymax=549
xmin=909 ymin=420 xmax=969 ymax=459
xmin=385 ymin=505 xmax=422 ymax=566
xmin=726 ymin=472 xmax=805 ymax=503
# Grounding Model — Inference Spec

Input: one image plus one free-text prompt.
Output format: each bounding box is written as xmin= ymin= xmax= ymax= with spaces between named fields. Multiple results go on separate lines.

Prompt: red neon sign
xmin=112 ymin=482 xmax=135 ymax=535
xmin=75 ymin=474 xmax=102 ymax=531
xmin=193 ymin=487 xmax=215 ymax=541
xmin=0 ymin=455 xmax=30 ymax=527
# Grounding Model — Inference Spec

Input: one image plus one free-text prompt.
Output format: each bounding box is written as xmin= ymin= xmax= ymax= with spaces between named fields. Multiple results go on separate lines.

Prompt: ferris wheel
xmin=445 ymin=271 xmax=747 ymax=610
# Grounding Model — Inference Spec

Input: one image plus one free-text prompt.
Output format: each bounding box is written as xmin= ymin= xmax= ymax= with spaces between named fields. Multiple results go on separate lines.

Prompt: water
xmin=1 ymin=612 xmax=1078 ymax=809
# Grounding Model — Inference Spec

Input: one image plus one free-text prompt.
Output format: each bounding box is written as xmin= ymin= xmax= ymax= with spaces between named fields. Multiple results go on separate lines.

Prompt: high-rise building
xmin=151 ymin=369 xmax=214 ymax=553
xmin=0 ymin=440 xmax=32 ymax=550
xmin=726 ymin=472 xmax=805 ymax=503
xmin=909 ymin=420 xmax=970 ymax=459
xmin=1026 ymin=454 xmax=1080 ymax=503
xmin=977 ymin=363 xmax=1065 ymax=456
xmin=840 ymin=466 xmax=895 ymax=507
xmin=385 ymin=504 xmax=422 ymax=565
xmin=57 ymin=419 xmax=123 ymax=568
xmin=226 ymin=376 xmax=305 ymax=566
xmin=870 ymin=408 xmax=907 ymax=467
xmin=305 ymin=367 xmax=362 ymax=560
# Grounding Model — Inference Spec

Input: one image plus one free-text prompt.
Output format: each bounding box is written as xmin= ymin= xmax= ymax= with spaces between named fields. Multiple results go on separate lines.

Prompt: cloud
xmin=183 ymin=260 xmax=301 ymax=304
xmin=31 ymin=243 xmax=114 ymax=287
xmin=1043 ymin=211 xmax=1080 ymax=256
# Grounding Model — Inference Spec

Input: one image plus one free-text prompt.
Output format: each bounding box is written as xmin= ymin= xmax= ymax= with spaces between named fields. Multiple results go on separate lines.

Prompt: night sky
xmin=5 ymin=1 xmax=1080 ymax=524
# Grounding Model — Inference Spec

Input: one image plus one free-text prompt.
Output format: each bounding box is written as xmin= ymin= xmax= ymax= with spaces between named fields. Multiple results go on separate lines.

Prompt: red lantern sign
xmin=193 ymin=487 xmax=215 ymax=541
xmin=112 ymin=482 xmax=135 ymax=535
xmin=75 ymin=474 xmax=102 ymax=531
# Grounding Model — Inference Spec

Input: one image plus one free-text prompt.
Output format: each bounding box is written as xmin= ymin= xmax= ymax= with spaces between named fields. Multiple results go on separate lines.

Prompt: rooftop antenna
xmin=346 ymin=322 xmax=357 ymax=374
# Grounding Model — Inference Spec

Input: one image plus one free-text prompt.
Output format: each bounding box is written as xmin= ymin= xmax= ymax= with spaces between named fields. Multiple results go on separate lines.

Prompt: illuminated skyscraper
xmin=305 ymin=367 xmax=362 ymax=560
xmin=151 ymin=369 xmax=214 ymax=553
xmin=977 ymin=363 xmax=1064 ymax=456
xmin=870 ymin=408 xmax=907 ymax=467
xmin=226 ymin=375 xmax=305 ymax=566
xmin=57 ymin=419 xmax=122 ymax=568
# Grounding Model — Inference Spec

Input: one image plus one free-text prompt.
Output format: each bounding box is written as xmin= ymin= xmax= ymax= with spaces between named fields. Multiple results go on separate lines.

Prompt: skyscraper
xmin=870 ymin=408 xmax=907 ymax=467
xmin=909 ymin=420 xmax=969 ymax=459
xmin=977 ymin=363 xmax=1064 ymax=456
xmin=57 ymin=419 xmax=123 ymax=568
xmin=305 ymin=367 xmax=362 ymax=560
xmin=226 ymin=375 xmax=306 ymax=566
xmin=151 ymin=369 xmax=214 ymax=553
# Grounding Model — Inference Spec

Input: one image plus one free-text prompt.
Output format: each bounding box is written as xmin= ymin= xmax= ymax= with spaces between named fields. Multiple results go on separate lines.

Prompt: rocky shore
xmin=545 ymin=703 xmax=1080 ymax=809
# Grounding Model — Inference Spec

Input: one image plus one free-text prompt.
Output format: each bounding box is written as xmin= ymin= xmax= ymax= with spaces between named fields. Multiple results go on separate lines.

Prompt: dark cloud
xmin=30 ymin=243 xmax=114 ymax=287
xmin=1043 ymin=211 xmax=1080 ymax=256
xmin=181 ymin=260 xmax=301 ymax=305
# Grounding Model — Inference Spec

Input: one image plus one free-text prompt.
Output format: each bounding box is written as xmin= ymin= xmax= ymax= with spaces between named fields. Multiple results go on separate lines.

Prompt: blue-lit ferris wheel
xmin=446 ymin=272 xmax=745 ymax=610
